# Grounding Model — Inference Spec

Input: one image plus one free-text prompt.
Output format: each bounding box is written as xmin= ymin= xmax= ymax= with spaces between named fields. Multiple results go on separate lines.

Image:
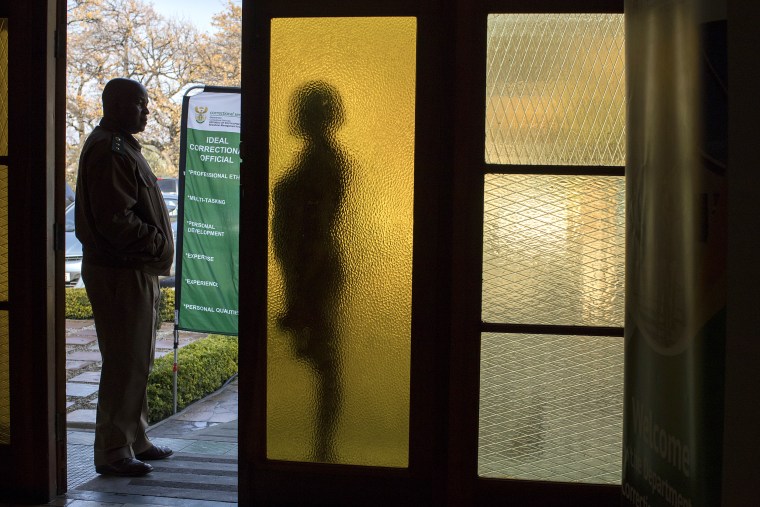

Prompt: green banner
xmin=623 ymin=4 xmax=726 ymax=506
xmin=177 ymin=91 xmax=240 ymax=335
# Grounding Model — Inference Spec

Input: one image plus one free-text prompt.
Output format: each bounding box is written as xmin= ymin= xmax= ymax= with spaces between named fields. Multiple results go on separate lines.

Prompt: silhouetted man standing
xmin=76 ymin=78 xmax=174 ymax=476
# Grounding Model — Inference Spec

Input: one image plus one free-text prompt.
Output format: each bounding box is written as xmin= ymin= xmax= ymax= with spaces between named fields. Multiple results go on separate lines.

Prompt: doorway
xmin=1 ymin=0 xmax=626 ymax=504
xmin=61 ymin=0 xmax=242 ymax=502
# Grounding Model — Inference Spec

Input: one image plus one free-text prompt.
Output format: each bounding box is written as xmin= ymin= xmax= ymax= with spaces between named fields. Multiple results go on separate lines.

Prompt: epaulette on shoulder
xmin=111 ymin=134 xmax=125 ymax=154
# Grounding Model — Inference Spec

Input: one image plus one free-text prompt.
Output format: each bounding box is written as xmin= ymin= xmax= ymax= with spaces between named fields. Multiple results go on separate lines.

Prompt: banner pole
xmin=173 ymin=310 xmax=179 ymax=414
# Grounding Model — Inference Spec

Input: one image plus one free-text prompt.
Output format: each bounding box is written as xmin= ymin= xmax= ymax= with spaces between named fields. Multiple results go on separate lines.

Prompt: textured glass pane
xmin=268 ymin=17 xmax=415 ymax=467
xmin=479 ymin=332 xmax=623 ymax=483
xmin=0 ymin=21 xmax=8 ymax=444
xmin=0 ymin=311 xmax=8 ymax=444
xmin=0 ymin=165 xmax=6 ymax=300
xmin=486 ymin=14 xmax=625 ymax=165
xmin=482 ymin=174 xmax=625 ymax=327
xmin=0 ymin=19 xmax=7 ymax=157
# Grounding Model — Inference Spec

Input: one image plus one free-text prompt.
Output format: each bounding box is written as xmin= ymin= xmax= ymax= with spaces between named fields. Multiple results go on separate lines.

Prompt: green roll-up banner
xmin=623 ymin=2 xmax=726 ymax=506
xmin=176 ymin=89 xmax=240 ymax=335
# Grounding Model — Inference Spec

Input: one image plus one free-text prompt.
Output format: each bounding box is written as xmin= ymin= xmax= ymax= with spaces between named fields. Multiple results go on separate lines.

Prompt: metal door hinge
xmin=53 ymin=222 xmax=65 ymax=252
xmin=55 ymin=412 xmax=65 ymax=443
xmin=54 ymin=29 xmax=61 ymax=59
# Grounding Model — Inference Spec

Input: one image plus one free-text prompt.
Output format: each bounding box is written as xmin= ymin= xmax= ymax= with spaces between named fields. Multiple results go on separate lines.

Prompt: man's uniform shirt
xmin=75 ymin=118 xmax=174 ymax=275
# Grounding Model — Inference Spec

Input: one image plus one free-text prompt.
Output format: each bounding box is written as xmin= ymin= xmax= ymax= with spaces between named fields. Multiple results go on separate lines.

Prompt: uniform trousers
xmin=82 ymin=263 xmax=159 ymax=466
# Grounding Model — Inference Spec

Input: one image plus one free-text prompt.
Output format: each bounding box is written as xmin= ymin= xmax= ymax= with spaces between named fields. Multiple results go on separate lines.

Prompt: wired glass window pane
xmin=0 ymin=311 xmax=7 ymax=444
xmin=485 ymin=13 xmax=625 ymax=166
xmin=268 ymin=17 xmax=416 ymax=467
xmin=0 ymin=16 xmax=8 ymax=445
xmin=0 ymin=18 xmax=6 ymax=157
xmin=479 ymin=332 xmax=623 ymax=484
xmin=482 ymin=174 xmax=625 ymax=327
xmin=0 ymin=165 xmax=6 ymax=301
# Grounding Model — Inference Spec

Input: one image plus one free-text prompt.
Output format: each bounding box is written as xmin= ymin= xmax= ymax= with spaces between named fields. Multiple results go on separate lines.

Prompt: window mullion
xmin=481 ymin=321 xmax=624 ymax=337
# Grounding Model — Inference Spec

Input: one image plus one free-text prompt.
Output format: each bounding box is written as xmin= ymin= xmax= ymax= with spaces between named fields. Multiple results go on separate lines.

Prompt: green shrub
xmin=147 ymin=334 xmax=238 ymax=424
xmin=66 ymin=287 xmax=175 ymax=324
xmin=158 ymin=288 xmax=175 ymax=323
xmin=66 ymin=288 xmax=94 ymax=319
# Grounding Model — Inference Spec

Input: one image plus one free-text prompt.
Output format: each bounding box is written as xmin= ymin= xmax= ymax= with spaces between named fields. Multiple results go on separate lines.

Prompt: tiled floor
xmin=53 ymin=380 xmax=239 ymax=507
xmin=47 ymin=319 xmax=239 ymax=507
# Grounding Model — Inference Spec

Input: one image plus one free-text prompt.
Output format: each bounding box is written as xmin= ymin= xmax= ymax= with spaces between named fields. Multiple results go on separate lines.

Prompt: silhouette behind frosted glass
xmin=272 ymin=81 xmax=349 ymax=463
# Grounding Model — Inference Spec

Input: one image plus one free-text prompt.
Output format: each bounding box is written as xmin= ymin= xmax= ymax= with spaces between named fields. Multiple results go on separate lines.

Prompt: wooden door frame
xmin=0 ymin=0 xmax=66 ymax=503
xmin=451 ymin=1 xmax=624 ymax=505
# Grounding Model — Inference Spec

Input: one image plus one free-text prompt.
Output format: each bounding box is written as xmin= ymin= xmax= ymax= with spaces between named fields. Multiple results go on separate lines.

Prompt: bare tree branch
xmin=66 ymin=0 xmax=213 ymax=184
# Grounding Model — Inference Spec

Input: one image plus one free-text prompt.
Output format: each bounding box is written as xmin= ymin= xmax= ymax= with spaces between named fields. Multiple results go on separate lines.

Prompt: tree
xmin=197 ymin=1 xmax=242 ymax=87
xmin=66 ymin=0 xmax=206 ymax=184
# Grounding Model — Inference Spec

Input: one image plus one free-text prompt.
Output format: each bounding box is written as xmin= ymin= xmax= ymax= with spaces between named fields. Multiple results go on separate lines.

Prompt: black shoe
xmin=95 ymin=457 xmax=153 ymax=477
xmin=135 ymin=445 xmax=173 ymax=461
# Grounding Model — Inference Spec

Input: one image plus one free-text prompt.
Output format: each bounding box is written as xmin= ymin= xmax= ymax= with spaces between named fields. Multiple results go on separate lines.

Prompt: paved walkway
xmin=65 ymin=319 xmax=211 ymax=428
xmin=55 ymin=320 xmax=239 ymax=506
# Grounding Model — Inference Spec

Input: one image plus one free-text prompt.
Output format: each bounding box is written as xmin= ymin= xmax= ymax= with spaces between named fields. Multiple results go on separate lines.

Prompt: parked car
xmin=65 ymin=196 xmax=179 ymax=288
xmin=157 ymin=177 xmax=179 ymax=196
xmin=65 ymin=182 xmax=75 ymax=207
xmin=64 ymin=202 xmax=83 ymax=288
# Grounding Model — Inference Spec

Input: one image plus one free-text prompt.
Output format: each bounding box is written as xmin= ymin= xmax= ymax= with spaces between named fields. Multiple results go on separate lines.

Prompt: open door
xmin=239 ymin=0 xmax=453 ymax=504
xmin=239 ymin=0 xmax=624 ymax=505
xmin=0 ymin=0 xmax=67 ymax=503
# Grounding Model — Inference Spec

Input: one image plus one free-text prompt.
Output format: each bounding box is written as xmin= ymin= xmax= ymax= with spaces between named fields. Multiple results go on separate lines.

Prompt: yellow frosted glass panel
xmin=486 ymin=14 xmax=625 ymax=165
xmin=0 ymin=19 xmax=7 ymax=157
xmin=479 ymin=332 xmax=623 ymax=484
xmin=0 ymin=165 xmax=6 ymax=300
xmin=0 ymin=311 xmax=9 ymax=444
xmin=268 ymin=17 xmax=415 ymax=466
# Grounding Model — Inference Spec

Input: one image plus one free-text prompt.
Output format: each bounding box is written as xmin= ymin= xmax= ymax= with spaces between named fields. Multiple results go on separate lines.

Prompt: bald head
xmin=102 ymin=78 xmax=150 ymax=134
